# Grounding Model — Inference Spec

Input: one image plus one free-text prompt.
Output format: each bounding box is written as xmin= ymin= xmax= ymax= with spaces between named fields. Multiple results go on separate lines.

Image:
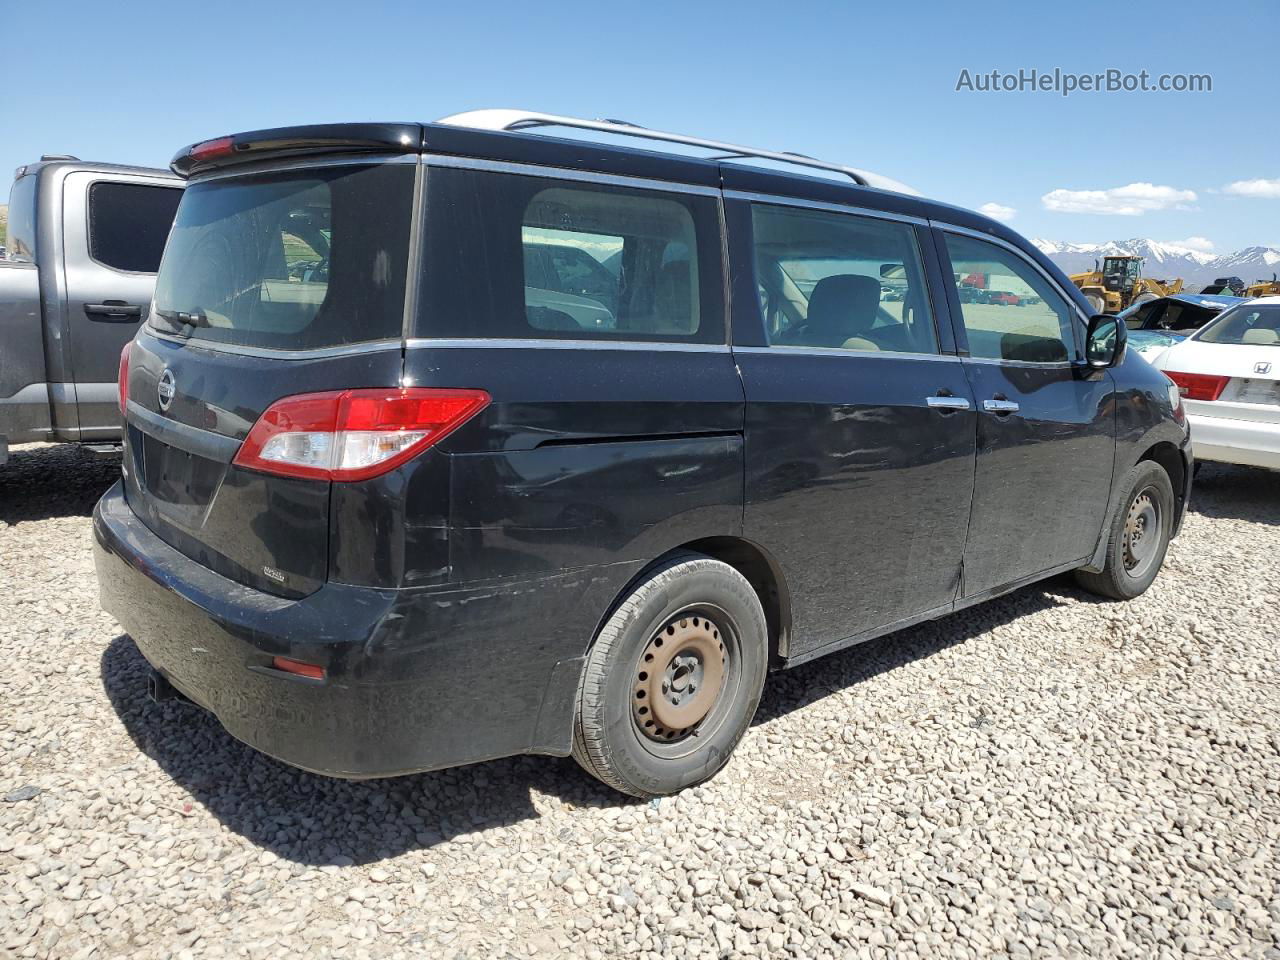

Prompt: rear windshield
xmin=150 ymin=163 xmax=414 ymax=350
xmin=1197 ymin=304 xmax=1280 ymax=347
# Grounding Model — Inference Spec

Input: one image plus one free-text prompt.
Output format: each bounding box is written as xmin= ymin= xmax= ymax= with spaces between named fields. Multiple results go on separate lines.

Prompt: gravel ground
xmin=1 ymin=442 xmax=1278 ymax=960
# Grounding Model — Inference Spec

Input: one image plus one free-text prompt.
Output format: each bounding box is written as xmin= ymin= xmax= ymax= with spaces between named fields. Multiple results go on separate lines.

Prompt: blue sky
xmin=5 ymin=0 xmax=1277 ymax=253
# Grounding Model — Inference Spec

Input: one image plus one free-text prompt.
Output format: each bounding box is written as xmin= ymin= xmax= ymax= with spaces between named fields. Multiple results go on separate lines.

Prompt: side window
xmin=522 ymin=188 xmax=698 ymax=336
xmin=750 ymin=204 xmax=938 ymax=354
xmin=88 ymin=182 xmax=182 ymax=273
xmin=418 ymin=167 xmax=723 ymax=343
xmin=944 ymin=234 xmax=1076 ymax=363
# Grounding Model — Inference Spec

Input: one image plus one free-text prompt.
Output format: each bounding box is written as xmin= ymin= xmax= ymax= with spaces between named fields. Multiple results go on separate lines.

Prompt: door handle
xmin=983 ymin=398 xmax=1021 ymax=414
xmin=84 ymin=302 xmax=143 ymax=321
xmin=926 ymin=395 xmax=971 ymax=411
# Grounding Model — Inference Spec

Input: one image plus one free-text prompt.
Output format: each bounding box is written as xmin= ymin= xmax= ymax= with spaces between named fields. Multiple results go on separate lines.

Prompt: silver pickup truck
xmin=0 ymin=157 xmax=182 ymax=464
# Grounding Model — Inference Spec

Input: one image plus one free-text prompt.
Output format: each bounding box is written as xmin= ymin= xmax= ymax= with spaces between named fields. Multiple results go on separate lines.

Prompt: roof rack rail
xmin=435 ymin=109 xmax=919 ymax=196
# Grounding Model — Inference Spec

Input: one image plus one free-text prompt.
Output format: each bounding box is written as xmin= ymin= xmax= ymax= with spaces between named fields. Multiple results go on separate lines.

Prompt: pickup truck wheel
xmin=572 ymin=553 xmax=767 ymax=798
xmin=1075 ymin=461 xmax=1175 ymax=600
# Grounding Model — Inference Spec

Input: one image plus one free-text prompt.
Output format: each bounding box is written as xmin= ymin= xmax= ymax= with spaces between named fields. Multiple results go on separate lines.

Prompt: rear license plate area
xmin=1230 ymin=378 xmax=1280 ymax=406
xmin=140 ymin=433 xmax=224 ymax=508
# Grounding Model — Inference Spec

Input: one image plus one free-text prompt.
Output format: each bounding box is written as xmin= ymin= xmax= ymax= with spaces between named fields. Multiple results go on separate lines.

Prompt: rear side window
xmin=150 ymin=163 xmax=414 ymax=350
xmin=418 ymin=167 xmax=723 ymax=343
xmin=944 ymin=234 xmax=1077 ymax=363
xmin=750 ymin=204 xmax=938 ymax=354
xmin=88 ymin=182 xmax=182 ymax=273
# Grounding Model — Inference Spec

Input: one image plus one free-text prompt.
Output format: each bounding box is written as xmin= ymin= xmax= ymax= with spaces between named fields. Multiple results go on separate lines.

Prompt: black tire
xmin=572 ymin=553 xmax=768 ymax=798
xmin=1075 ymin=461 xmax=1175 ymax=600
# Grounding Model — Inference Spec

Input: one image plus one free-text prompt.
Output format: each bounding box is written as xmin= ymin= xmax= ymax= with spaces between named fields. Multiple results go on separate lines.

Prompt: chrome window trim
xmin=962 ymin=355 xmax=1075 ymax=370
xmin=406 ymin=337 xmax=730 ymax=354
xmin=424 ymin=154 xmax=721 ymax=197
xmin=930 ymin=221 xmax=1092 ymax=328
xmin=732 ymin=344 xmax=960 ymax=362
xmin=723 ymin=190 xmax=927 ymax=226
xmin=192 ymin=152 xmax=419 ymax=183
xmin=142 ymin=327 xmax=403 ymax=361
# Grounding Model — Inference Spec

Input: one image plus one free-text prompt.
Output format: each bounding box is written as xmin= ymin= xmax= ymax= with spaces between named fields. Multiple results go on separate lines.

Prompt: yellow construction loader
xmin=1069 ymin=255 xmax=1184 ymax=313
xmin=1245 ymin=274 xmax=1280 ymax=298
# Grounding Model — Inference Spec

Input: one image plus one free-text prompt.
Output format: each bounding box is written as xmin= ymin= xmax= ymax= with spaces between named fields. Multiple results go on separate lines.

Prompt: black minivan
xmin=94 ymin=112 xmax=1192 ymax=798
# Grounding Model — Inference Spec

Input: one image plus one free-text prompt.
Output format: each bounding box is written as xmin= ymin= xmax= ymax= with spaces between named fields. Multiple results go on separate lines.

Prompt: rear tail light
xmin=1165 ymin=370 xmax=1230 ymax=402
xmin=233 ymin=387 xmax=490 ymax=481
xmin=118 ymin=342 xmax=131 ymax=415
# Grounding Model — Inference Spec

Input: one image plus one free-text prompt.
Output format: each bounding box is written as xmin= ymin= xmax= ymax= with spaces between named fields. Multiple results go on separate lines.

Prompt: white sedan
xmin=1152 ymin=296 xmax=1280 ymax=470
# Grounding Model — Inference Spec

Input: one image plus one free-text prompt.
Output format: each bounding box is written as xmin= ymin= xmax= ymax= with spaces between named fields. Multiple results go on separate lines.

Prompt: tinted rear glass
xmin=89 ymin=182 xmax=183 ymax=273
xmin=151 ymin=163 xmax=414 ymax=350
xmin=417 ymin=167 xmax=723 ymax=343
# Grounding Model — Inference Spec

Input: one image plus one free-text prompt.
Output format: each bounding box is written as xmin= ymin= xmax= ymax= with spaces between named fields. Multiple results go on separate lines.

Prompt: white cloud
xmin=1222 ymin=178 xmax=1280 ymax=199
xmin=1041 ymin=182 xmax=1198 ymax=216
xmin=978 ymin=202 xmax=1016 ymax=222
xmin=1164 ymin=236 xmax=1215 ymax=253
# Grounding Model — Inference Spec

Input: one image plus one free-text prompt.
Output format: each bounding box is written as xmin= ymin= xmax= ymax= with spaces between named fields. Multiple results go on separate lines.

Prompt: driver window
xmin=750 ymin=204 xmax=938 ymax=354
xmin=945 ymin=234 xmax=1077 ymax=364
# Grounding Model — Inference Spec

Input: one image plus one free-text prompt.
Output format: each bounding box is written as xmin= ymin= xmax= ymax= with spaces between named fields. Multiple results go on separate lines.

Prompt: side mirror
xmin=1086 ymin=313 xmax=1127 ymax=368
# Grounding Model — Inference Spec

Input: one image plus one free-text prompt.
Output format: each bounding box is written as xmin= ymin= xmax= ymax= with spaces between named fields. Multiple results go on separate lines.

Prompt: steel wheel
xmin=1074 ymin=461 xmax=1175 ymax=601
xmin=572 ymin=554 xmax=767 ymax=797
xmin=632 ymin=610 xmax=731 ymax=748
xmin=1122 ymin=487 xmax=1162 ymax=577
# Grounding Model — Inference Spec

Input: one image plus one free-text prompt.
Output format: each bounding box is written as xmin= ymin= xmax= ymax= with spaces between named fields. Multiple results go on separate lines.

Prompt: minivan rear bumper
xmin=93 ymin=481 xmax=586 ymax=778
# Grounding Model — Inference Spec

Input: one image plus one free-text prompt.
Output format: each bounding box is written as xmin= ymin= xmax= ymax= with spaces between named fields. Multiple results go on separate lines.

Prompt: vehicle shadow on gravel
xmin=1186 ymin=463 xmax=1279 ymax=526
xmin=0 ymin=444 xmax=120 ymax=525
xmin=751 ymin=580 xmax=1076 ymax=726
xmin=100 ymin=634 xmax=643 ymax=866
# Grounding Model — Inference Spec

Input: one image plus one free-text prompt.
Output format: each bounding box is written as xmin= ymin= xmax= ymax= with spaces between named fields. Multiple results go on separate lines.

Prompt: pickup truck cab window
xmin=88 ymin=182 xmax=183 ymax=274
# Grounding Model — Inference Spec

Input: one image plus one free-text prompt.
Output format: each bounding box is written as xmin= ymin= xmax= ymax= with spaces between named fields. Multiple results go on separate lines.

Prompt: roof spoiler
xmin=170 ymin=123 xmax=423 ymax=178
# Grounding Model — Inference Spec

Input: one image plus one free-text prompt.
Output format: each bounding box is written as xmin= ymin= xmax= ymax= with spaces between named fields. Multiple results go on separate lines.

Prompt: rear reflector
xmin=118 ymin=342 xmax=131 ymax=415
xmin=1165 ymin=370 xmax=1230 ymax=402
xmin=271 ymin=656 xmax=325 ymax=680
xmin=233 ymin=387 xmax=491 ymax=481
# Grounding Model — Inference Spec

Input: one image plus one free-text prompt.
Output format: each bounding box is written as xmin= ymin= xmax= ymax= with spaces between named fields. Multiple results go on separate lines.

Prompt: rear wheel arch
xmin=682 ymin=537 xmax=791 ymax=665
xmin=586 ymin=538 xmax=791 ymax=666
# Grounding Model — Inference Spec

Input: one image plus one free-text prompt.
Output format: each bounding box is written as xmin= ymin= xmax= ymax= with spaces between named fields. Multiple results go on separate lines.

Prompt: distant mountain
xmin=1033 ymin=237 xmax=1280 ymax=291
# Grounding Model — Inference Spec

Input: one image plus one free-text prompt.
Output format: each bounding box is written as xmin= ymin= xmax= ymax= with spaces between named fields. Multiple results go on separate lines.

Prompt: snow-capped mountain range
xmin=1033 ymin=238 xmax=1280 ymax=290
